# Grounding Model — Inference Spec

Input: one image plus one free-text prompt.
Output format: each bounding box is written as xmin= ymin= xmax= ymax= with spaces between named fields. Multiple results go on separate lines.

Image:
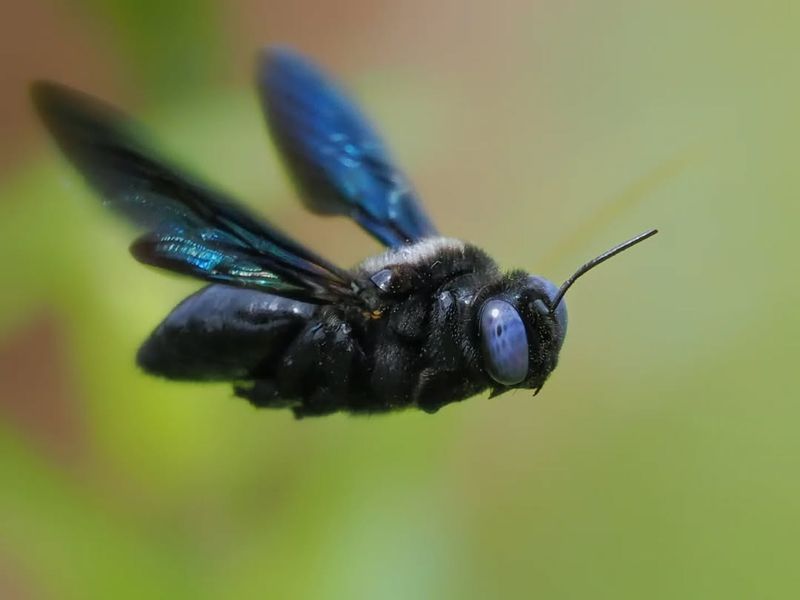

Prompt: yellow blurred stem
xmin=539 ymin=146 xmax=705 ymax=273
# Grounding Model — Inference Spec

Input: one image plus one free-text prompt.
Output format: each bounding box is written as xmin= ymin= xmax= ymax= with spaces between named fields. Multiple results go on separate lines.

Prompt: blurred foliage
xmin=63 ymin=0 xmax=226 ymax=100
xmin=2 ymin=1 xmax=800 ymax=598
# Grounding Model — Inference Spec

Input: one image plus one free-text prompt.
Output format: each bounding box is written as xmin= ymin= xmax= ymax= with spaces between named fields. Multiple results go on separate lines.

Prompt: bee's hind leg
xmin=281 ymin=314 xmax=361 ymax=418
xmin=235 ymin=311 xmax=361 ymax=417
xmin=234 ymin=380 xmax=299 ymax=410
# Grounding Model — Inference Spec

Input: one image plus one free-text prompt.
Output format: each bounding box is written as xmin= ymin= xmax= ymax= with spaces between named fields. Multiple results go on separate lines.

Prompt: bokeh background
xmin=1 ymin=1 xmax=798 ymax=598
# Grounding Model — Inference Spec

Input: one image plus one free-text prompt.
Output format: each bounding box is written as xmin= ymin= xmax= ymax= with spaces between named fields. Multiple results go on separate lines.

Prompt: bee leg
xmin=279 ymin=313 xmax=360 ymax=417
xmin=414 ymin=368 xmax=487 ymax=414
xmin=234 ymin=380 xmax=298 ymax=409
xmin=291 ymin=389 xmax=341 ymax=419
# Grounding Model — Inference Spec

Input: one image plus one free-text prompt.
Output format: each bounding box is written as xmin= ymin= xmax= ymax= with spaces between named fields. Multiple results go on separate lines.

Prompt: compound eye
xmin=479 ymin=299 xmax=529 ymax=385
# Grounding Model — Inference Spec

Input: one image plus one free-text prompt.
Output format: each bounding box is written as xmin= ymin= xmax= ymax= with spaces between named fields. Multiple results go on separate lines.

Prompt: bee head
xmin=478 ymin=229 xmax=658 ymax=396
xmin=478 ymin=275 xmax=567 ymax=395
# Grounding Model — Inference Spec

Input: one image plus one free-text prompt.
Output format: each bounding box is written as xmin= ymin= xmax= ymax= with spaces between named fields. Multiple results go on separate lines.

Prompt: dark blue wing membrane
xmin=32 ymin=82 xmax=356 ymax=304
xmin=258 ymin=47 xmax=438 ymax=247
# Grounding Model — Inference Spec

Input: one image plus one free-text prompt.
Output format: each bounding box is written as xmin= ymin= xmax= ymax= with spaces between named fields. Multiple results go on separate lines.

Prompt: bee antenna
xmin=549 ymin=228 xmax=659 ymax=313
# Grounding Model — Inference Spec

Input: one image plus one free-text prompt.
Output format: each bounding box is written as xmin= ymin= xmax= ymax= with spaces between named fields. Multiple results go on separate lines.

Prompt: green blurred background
xmin=1 ymin=1 xmax=798 ymax=598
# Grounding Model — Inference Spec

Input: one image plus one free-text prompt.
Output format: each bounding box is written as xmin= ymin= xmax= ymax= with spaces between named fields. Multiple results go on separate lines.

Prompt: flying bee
xmin=33 ymin=47 xmax=657 ymax=418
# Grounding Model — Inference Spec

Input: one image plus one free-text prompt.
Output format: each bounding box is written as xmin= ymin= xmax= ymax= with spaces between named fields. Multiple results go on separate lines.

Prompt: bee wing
xmin=32 ymin=82 xmax=358 ymax=304
xmin=257 ymin=46 xmax=438 ymax=248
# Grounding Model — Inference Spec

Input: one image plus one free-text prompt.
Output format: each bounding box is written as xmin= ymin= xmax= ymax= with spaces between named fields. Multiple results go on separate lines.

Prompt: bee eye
xmin=479 ymin=299 xmax=529 ymax=385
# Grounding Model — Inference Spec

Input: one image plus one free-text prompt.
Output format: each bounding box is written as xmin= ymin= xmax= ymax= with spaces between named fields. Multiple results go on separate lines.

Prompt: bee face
xmin=478 ymin=275 xmax=568 ymax=392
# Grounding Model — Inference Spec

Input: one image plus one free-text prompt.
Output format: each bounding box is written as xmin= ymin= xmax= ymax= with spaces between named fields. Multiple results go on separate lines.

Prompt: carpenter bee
xmin=32 ymin=47 xmax=657 ymax=418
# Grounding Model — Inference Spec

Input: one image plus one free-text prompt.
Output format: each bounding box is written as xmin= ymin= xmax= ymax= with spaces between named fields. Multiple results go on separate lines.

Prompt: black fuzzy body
xmin=32 ymin=50 xmax=647 ymax=420
xmin=138 ymin=238 xmax=548 ymax=418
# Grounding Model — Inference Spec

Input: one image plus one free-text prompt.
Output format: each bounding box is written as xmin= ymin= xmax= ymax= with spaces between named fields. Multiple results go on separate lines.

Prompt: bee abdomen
xmin=137 ymin=285 xmax=313 ymax=381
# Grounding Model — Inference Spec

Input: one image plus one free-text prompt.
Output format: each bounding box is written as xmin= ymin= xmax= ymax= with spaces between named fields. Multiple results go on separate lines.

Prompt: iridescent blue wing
xmin=32 ymin=82 xmax=357 ymax=304
xmin=257 ymin=46 xmax=438 ymax=248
